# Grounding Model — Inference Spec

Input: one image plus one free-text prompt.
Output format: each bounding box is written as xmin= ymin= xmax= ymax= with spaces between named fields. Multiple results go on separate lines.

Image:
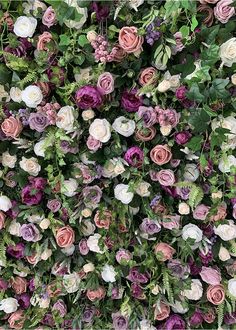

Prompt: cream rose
xmin=183 ymin=279 xmax=203 ymax=300
xmin=63 ymin=273 xmax=80 ymax=293
xmin=1 ymin=151 xmax=17 ymax=168
xmin=214 ymin=220 xmax=236 ymax=241
xmin=135 ymin=181 xmax=151 ymax=197
xmin=8 ymin=220 xmax=21 ymax=237
xmin=114 ymin=184 xmax=134 ymax=204
xmin=218 ymin=155 xmax=236 ymax=173
xmin=56 ymin=106 xmax=75 ymax=132
xmin=13 ymin=16 xmax=37 ymax=37
xmin=219 ymin=246 xmax=231 ymax=261
xmin=19 ymin=156 xmax=41 ymax=176
xmin=61 ymin=178 xmax=78 ymax=197
xmin=21 ymin=85 xmax=43 ymax=108
xmin=10 ymin=87 xmax=22 ymax=103
xmin=89 ymin=118 xmax=111 ymax=143
xmin=103 ymin=158 xmax=125 ymax=178
xmin=112 ymin=116 xmax=135 ymax=137
xmin=212 ymin=116 xmax=236 ymax=140
xmin=220 ymin=38 xmax=236 ymax=67
xmin=34 ymin=140 xmax=47 ymax=157
xmin=87 ymin=233 xmax=104 ymax=253
xmin=178 ymin=202 xmax=190 ymax=215
xmin=157 ymin=80 xmax=171 ymax=93
xmin=128 ymin=0 xmax=144 ymax=10
xmin=87 ymin=30 xmax=97 ymax=42
xmin=82 ymin=109 xmax=95 ymax=121
xmin=231 ymin=73 xmax=236 ymax=85
xmin=83 ymin=262 xmax=95 ymax=273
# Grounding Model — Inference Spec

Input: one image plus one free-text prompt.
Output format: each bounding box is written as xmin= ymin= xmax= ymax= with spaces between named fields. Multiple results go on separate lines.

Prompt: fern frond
xmin=174 ymin=181 xmax=195 ymax=189
xmin=188 ymin=186 xmax=204 ymax=209
xmin=0 ymin=51 xmax=30 ymax=71
xmin=18 ymin=72 xmax=37 ymax=89
xmin=0 ymin=241 xmax=7 ymax=266
xmin=162 ymin=268 xmax=174 ymax=304
xmin=217 ymin=301 xmax=225 ymax=329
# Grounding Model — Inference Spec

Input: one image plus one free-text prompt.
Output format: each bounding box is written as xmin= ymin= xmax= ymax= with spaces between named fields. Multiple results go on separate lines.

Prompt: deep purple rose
xmin=91 ymin=1 xmax=110 ymax=21
xmin=121 ymin=89 xmax=143 ymax=112
xmin=124 ymin=146 xmax=144 ymax=168
xmin=41 ymin=313 xmax=55 ymax=327
xmin=175 ymin=86 xmax=187 ymax=100
xmin=7 ymin=243 xmax=25 ymax=259
xmin=189 ymin=309 xmax=203 ymax=327
xmin=75 ymin=86 xmax=103 ymax=109
xmin=28 ymin=112 xmax=49 ymax=132
xmin=21 ymin=185 xmax=43 ymax=205
xmin=17 ymin=293 xmax=31 ymax=309
xmin=131 ymin=283 xmax=144 ymax=299
xmin=165 ymin=314 xmax=186 ymax=330
xmin=174 ymin=131 xmax=191 ymax=145
xmin=224 ymin=312 xmax=236 ymax=325
xmin=127 ymin=267 xmax=149 ymax=283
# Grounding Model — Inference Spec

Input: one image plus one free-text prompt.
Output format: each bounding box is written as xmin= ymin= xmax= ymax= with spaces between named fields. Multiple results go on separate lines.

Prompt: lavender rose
xmin=42 ymin=6 xmax=57 ymax=27
xmin=112 ymin=312 xmax=128 ymax=330
xmin=97 ymin=72 xmax=114 ymax=95
xmin=139 ymin=218 xmax=161 ymax=235
xmin=82 ymin=185 xmax=102 ymax=209
xmin=28 ymin=112 xmax=49 ymax=132
xmin=20 ymin=223 xmax=41 ymax=242
xmin=137 ymin=106 xmax=158 ymax=127
xmin=214 ymin=0 xmax=235 ymax=24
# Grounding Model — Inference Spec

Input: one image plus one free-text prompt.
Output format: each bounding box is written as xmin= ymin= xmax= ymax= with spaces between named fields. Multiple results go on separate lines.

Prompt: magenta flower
xmin=75 ymin=86 xmax=103 ymax=109
xmin=124 ymin=146 xmax=144 ymax=168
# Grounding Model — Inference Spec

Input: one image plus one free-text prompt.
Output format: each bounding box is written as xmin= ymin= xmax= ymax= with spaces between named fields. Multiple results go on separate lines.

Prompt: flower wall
xmin=0 ymin=0 xmax=236 ymax=329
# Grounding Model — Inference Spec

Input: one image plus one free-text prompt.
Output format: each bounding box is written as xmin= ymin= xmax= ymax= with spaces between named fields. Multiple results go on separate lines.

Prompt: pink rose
xmin=87 ymin=135 xmax=102 ymax=151
xmin=10 ymin=276 xmax=27 ymax=294
xmin=97 ymin=72 xmax=114 ymax=95
xmin=55 ymin=226 xmax=75 ymax=248
xmin=37 ymin=32 xmax=53 ymax=51
xmin=154 ymin=242 xmax=175 ymax=261
xmin=172 ymin=32 xmax=185 ymax=55
xmin=139 ymin=67 xmax=157 ymax=86
xmin=162 ymin=214 xmax=180 ymax=230
xmin=214 ymin=0 xmax=235 ymax=23
xmin=200 ymin=0 xmax=219 ymax=3
xmin=116 ymin=249 xmax=132 ymax=264
xmin=1 ymin=116 xmax=22 ymax=138
xmin=156 ymin=169 xmax=175 ymax=186
xmin=156 ymin=107 xmax=180 ymax=128
xmin=8 ymin=310 xmax=25 ymax=330
xmin=206 ymin=285 xmax=225 ymax=305
xmin=86 ymin=287 xmax=105 ymax=301
xmin=200 ymin=267 xmax=221 ymax=285
xmin=154 ymin=302 xmax=170 ymax=321
xmin=42 ymin=6 xmax=57 ymax=28
xmin=118 ymin=26 xmax=144 ymax=54
xmin=0 ymin=211 xmax=5 ymax=230
xmin=203 ymin=309 xmax=216 ymax=324
xmin=150 ymin=144 xmax=172 ymax=165
xmin=193 ymin=204 xmax=210 ymax=220
xmin=94 ymin=210 xmax=112 ymax=229
xmin=210 ymin=203 xmax=227 ymax=221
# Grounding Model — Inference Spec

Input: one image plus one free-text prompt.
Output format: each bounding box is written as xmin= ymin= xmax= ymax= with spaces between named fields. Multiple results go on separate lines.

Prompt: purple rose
xmin=214 ymin=0 xmax=235 ymax=24
xmin=82 ymin=185 xmax=102 ymax=208
xmin=131 ymin=283 xmax=144 ymax=299
xmin=137 ymin=106 xmax=158 ymax=127
xmin=175 ymin=86 xmax=187 ymax=100
xmin=165 ymin=314 xmax=186 ymax=330
xmin=20 ymin=223 xmax=41 ymax=242
xmin=174 ymin=131 xmax=191 ymax=145
xmin=0 ymin=278 xmax=8 ymax=291
xmin=52 ymin=299 xmax=67 ymax=317
xmin=17 ymin=293 xmax=31 ymax=309
xmin=124 ymin=146 xmax=144 ymax=168
xmin=75 ymin=86 xmax=103 ymax=109
xmin=47 ymin=199 xmax=61 ymax=212
xmin=82 ymin=307 xmax=96 ymax=323
xmin=224 ymin=312 xmax=236 ymax=325
xmin=28 ymin=112 xmax=49 ymax=132
xmin=7 ymin=243 xmax=25 ymax=259
xmin=139 ymin=218 xmax=161 ymax=235
xmin=91 ymin=1 xmax=110 ymax=21
xmin=189 ymin=309 xmax=204 ymax=327
xmin=167 ymin=259 xmax=189 ymax=279
xmin=21 ymin=185 xmax=43 ymax=205
xmin=41 ymin=313 xmax=55 ymax=327
xmin=176 ymin=186 xmax=190 ymax=200
xmin=127 ymin=267 xmax=149 ymax=283
xmin=112 ymin=312 xmax=128 ymax=330
xmin=121 ymin=89 xmax=143 ymax=112
xmin=200 ymin=223 xmax=214 ymax=238
xmin=111 ymin=287 xmax=124 ymax=300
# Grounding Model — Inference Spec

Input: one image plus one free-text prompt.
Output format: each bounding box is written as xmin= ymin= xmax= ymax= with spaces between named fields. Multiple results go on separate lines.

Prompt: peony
xmin=118 ymin=26 xmax=144 ymax=55
xmin=214 ymin=0 xmax=235 ymax=24
xmin=182 ymin=224 xmax=203 ymax=243
xmin=56 ymin=106 xmax=75 ymax=132
xmin=228 ymin=279 xmax=236 ymax=297
xmin=150 ymin=144 xmax=172 ymax=165
xmin=21 ymin=85 xmax=43 ymax=108
xmin=1 ymin=116 xmax=22 ymax=138
xmin=1 ymin=151 xmax=17 ymax=168
xmin=97 ymin=72 xmax=114 ymax=95
xmin=200 ymin=267 xmax=221 ymax=285
xmin=207 ymin=285 xmax=225 ymax=305
xmin=214 ymin=220 xmax=236 ymax=241
xmin=89 ymin=118 xmax=111 ymax=143
xmin=218 ymin=155 xmax=236 ymax=173
xmin=112 ymin=116 xmax=135 ymax=137
xmin=101 ymin=264 xmax=117 ymax=283
xmin=75 ymin=86 xmax=102 ymax=109
xmin=56 ymin=226 xmax=75 ymax=248
xmin=114 ymin=184 xmax=134 ymax=204
xmin=0 ymin=195 xmax=12 ymax=212
xmin=61 ymin=178 xmax=78 ymax=197
xmin=13 ymin=16 xmax=37 ymax=37
xmin=220 ymin=38 xmax=236 ymax=67
xmin=63 ymin=273 xmax=80 ymax=293
xmin=183 ymin=279 xmax=203 ymax=300
xmin=19 ymin=157 xmax=41 ymax=176
xmin=0 ymin=297 xmax=19 ymax=313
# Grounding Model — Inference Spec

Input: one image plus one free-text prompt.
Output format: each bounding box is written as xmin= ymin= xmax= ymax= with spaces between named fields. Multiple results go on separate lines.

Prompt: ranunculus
xmin=220 ymin=37 xmax=236 ymax=67
xmin=112 ymin=116 xmax=135 ymax=137
xmin=75 ymin=85 xmax=102 ymax=109
xmin=1 ymin=116 xmax=22 ymax=138
xmin=156 ymin=169 xmax=175 ymax=186
xmin=0 ymin=298 xmax=19 ymax=313
xmin=118 ymin=26 xmax=144 ymax=55
xmin=21 ymin=85 xmax=43 ymax=108
xmin=61 ymin=178 xmax=78 ymax=197
xmin=154 ymin=242 xmax=175 ymax=261
xmin=1 ymin=151 xmax=17 ymax=168
xmin=200 ymin=267 xmax=221 ymax=285
xmin=182 ymin=224 xmax=203 ymax=243
xmin=228 ymin=279 xmax=236 ymax=297
xmin=121 ymin=88 xmax=143 ymax=112
xmin=150 ymin=144 xmax=172 ymax=165
xmin=42 ymin=6 xmax=57 ymax=27
xmin=206 ymin=284 xmax=225 ymax=305
xmin=19 ymin=157 xmax=41 ymax=176
xmin=154 ymin=302 xmax=170 ymax=321
xmin=101 ymin=264 xmax=117 ymax=283
xmin=114 ymin=184 xmax=134 ymax=204
xmin=214 ymin=0 xmax=235 ymax=24
xmin=214 ymin=220 xmax=236 ymax=241
xmin=97 ymin=72 xmax=114 ymax=95
xmin=56 ymin=226 xmax=75 ymax=248
xmin=13 ymin=16 xmax=37 ymax=37
xmin=193 ymin=204 xmax=210 ymax=220
xmin=0 ymin=195 xmax=12 ymax=212
xmin=89 ymin=118 xmax=111 ymax=143
xmin=56 ymin=106 xmax=75 ymax=132
xmin=183 ymin=279 xmax=203 ymax=300
xmin=28 ymin=112 xmax=49 ymax=132
xmin=139 ymin=67 xmax=157 ymax=86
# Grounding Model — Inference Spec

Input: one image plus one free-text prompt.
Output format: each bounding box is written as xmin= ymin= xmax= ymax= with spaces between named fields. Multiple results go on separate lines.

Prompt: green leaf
xmin=194 ymin=66 xmax=211 ymax=82
xmin=179 ymin=25 xmax=189 ymax=38
xmin=201 ymin=44 xmax=219 ymax=66
xmin=203 ymin=105 xmax=217 ymax=117
xmin=209 ymin=78 xmax=230 ymax=100
xmin=59 ymin=34 xmax=71 ymax=46
xmin=0 ymin=64 xmax=12 ymax=84
xmin=186 ymin=83 xmax=205 ymax=102
xmin=200 ymin=154 xmax=208 ymax=169
xmin=78 ymin=35 xmax=89 ymax=47
xmin=164 ymin=0 xmax=180 ymax=17
xmin=191 ymin=16 xmax=198 ymax=31
xmin=186 ymin=136 xmax=203 ymax=152
xmin=189 ymin=108 xmax=210 ymax=133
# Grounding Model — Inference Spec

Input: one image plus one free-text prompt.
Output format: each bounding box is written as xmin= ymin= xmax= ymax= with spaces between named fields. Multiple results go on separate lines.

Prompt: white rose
xmin=160 ymin=125 xmax=172 ymax=136
xmin=228 ymin=279 xmax=236 ymax=297
xmin=87 ymin=30 xmax=97 ymax=42
xmin=82 ymin=109 xmax=95 ymax=121
xmin=62 ymin=244 xmax=75 ymax=256
xmin=220 ymin=38 xmax=236 ymax=67
xmin=183 ymin=163 xmax=200 ymax=182
xmin=10 ymin=87 xmax=22 ymax=103
xmin=182 ymin=224 xmax=203 ymax=243
xmin=56 ymin=106 xmax=75 ymax=132
xmin=183 ymin=279 xmax=203 ymax=300
xmin=157 ymin=80 xmax=171 ymax=93
xmin=28 ymin=214 xmax=43 ymax=223
xmin=214 ymin=220 xmax=236 ymax=241
xmin=23 ymin=0 xmax=47 ymax=14
xmin=21 ymin=85 xmax=43 ymax=108
xmin=103 ymin=158 xmax=126 ymax=178
xmin=41 ymin=248 xmax=52 ymax=261
xmin=231 ymin=73 xmax=236 ymax=85
xmin=212 ymin=116 xmax=236 ymax=140
xmin=64 ymin=0 xmax=88 ymax=29
xmin=1 ymin=151 xmax=17 ymax=168
xmin=211 ymin=191 xmax=223 ymax=199
xmin=139 ymin=320 xmax=156 ymax=330
xmin=8 ymin=220 xmax=21 ymax=237
xmin=81 ymin=208 xmax=92 ymax=218
xmin=101 ymin=264 xmax=117 ymax=283
xmin=19 ymin=156 xmax=41 ymax=176
xmin=39 ymin=218 xmax=50 ymax=230
xmin=221 ymin=137 xmax=236 ymax=151
xmin=63 ymin=272 xmax=81 ymax=293
xmin=169 ymin=74 xmax=181 ymax=90
xmin=0 ymin=85 xmax=10 ymax=102
xmin=87 ymin=233 xmax=104 ymax=254
xmin=112 ymin=116 xmax=135 ymax=137
xmin=61 ymin=178 xmax=78 ymax=197
xmin=135 ymin=181 xmax=151 ymax=197
xmin=172 ymin=300 xmax=189 ymax=314
xmin=34 ymin=140 xmax=47 ymax=157
xmin=0 ymin=298 xmax=19 ymax=313
xmin=89 ymin=118 xmax=111 ymax=143
xmin=81 ymin=220 xmax=95 ymax=236
xmin=13 ymin=16 xmax=37 ymax=37
xmin=219 ymin=155 xmax=236 ymax=173
xmin=219 ymin=246 xmax=231 ymax=261
xmin=128 ymin=0 xmax=144 ymax=10
xmin=83 ymin=262 xmax=95 ymax=273
xmin=178 ymin=202 xmax=190 ymax=215
xmin=0 ymin=195 xmax=12 ymax=212
xmin=114 ymin=184 xmax=134 ymax=204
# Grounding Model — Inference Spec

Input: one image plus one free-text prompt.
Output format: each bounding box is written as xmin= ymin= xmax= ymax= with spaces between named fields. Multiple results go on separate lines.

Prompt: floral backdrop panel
xmin=0 ymin=0 xmax=236 ymax=329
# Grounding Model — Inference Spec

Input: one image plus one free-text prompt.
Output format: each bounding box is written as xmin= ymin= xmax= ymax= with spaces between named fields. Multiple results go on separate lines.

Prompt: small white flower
xmin=87 ymin=233 xmax=104 ymax=254
xmin=101 ymin=264 xmax=117 ymax=283
xmin=178 ymin=202 xmax=190 ymax=215
xmin=0 ymin=298 xmax=19 ymax=313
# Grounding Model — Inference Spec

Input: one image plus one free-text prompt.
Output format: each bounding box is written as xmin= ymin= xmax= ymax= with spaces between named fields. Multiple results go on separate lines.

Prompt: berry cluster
xmin=91 ymin=35 xmax=121 ymax=63
xmin=146 ymin=18 xmax=162 ymax=46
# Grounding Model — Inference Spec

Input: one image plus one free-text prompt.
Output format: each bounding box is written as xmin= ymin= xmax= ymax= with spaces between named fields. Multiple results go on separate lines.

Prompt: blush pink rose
xmin=154 ymin=302 xmax=170 ymax=321
xmin=1 ymin=116 xmax=22 ymax=138
xmin=42 ymin=6 xmax=57 ymax=27
xmin=210 ymin=203 xmax=227 ymax=221
xmin=86 ymin=287 xmax=105 ymax=301
xmin=86 ymin=135 xmax=102 ymax=151
xmin=10 ymin=276 xmax=27 ymax=294
xmin=139 ymin=67 xmax=157 ymax=86
xmin=94 ymin=210 xmax=112 ymax=229
xmin=200 ymin=0 xmax=219 ymax=3
xmin=200 ymin=267 xmax=221 ymax=285
xmin=97 ymin=72 xmax=114 ymax=95
xmin=118 ymin=26 xmax=144 ymax=54
xmin=154 ymin=242 xmax=175 ymax=261
xmin=0 ymin=211 xmax=5 ymax=230
xmin=162 ymin=214 xmax=180 ymax=230
xmin=116 ymin=249 xmax=132 ymax=264
xmin=156 ymin=169 xmax=175 ymax=186
xmin=150 ymin=144 xmax=172 ymax=165
xmin=193 ymin=204 xmax=210 ymax=220
xmin=206 ymin=284 xmax=225 ymax=305
xmin=8 ymin=310 xmax=25 ymax=330
xmin=37 ymin=32 xmax=53 ymax=51
xmin=214 ymin=0 xmax=235 ymax=23
xmin=55 ymin=226 xmax=75 ymax=248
